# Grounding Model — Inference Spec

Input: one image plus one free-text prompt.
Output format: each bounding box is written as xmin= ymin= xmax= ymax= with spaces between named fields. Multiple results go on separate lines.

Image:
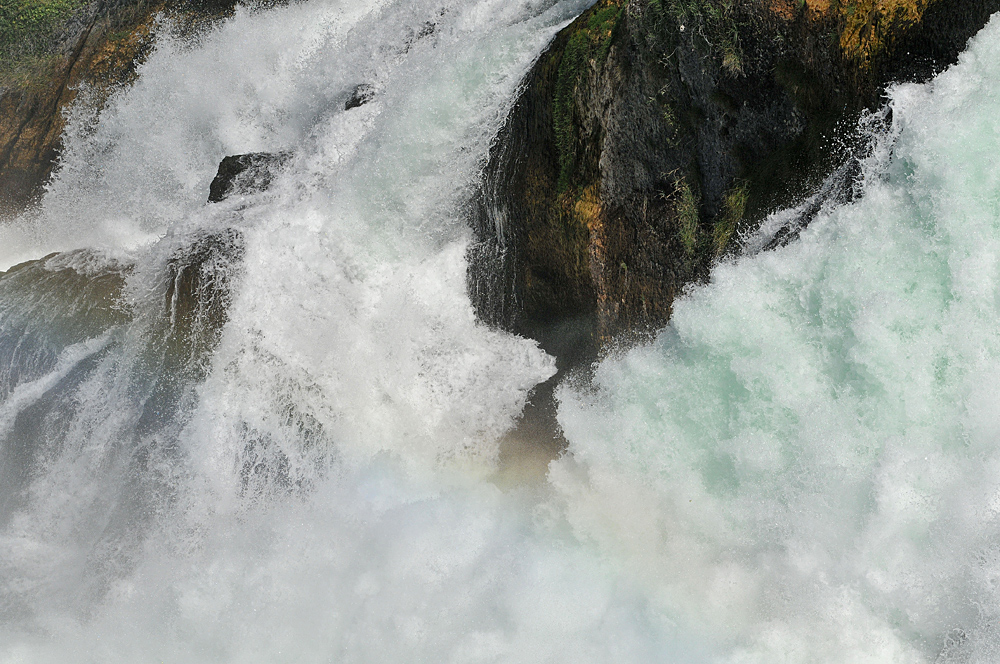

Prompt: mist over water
xmin=2 ymin=0 xmax=1000 ymax=661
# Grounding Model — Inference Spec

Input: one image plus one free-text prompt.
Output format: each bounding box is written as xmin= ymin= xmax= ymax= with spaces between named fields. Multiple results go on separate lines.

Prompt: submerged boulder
xmin=471 ymin=0 xmax=1000 ymax=360
xmin=0 ymin=226 xmax=243 ymax=384
xmin=345 ymin=83 xmax=375 ymax=110
xmin=0 ymin=252 xmax=131 ymax=400
xmin=207 ymin=152 xmax=292 ymax=203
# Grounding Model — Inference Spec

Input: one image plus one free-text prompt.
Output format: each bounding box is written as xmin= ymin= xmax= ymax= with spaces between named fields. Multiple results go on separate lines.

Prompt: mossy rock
xmin=471 ymin=0 xmax=1000 ymax=364
xmin=0 ymin=0 xmax=86 ymax=83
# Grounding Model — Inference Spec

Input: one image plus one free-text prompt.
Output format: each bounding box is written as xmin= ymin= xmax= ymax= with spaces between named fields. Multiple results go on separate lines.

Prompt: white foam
xmin=4 ymin=1 xmax=1000 ymax=662
xmin=554 ymin=14 xmax=1000 ymax=663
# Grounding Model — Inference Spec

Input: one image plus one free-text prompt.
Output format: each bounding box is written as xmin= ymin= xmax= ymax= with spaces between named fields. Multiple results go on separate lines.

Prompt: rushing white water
xmin=3 ymin=0 xmax=1000 ymax=661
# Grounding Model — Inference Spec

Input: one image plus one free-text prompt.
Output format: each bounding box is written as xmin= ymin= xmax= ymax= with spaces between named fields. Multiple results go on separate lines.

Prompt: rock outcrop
xmin=208 ymin=152 xmax=292 ymax=203
xmin=158 ymin=227 xmax=244 ymax=384
xmin=471 ymin=0 xmax=1000 ymax=362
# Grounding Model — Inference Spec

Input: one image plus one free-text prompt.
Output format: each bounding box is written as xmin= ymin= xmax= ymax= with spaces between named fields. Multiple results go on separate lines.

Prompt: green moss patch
xmin=714 ymin=180 xmax=748 ymax=256
xmin=0 ymin=0 xmax=85 ymax=81
xmin=552 ymin=0 xmax=623 ymax=192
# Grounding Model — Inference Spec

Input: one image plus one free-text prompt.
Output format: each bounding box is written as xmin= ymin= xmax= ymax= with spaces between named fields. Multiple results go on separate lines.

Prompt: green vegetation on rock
xmin=0 ymin=0 xmax=85 ymax=81
xmin=553 ymin=0 xmax=623 ymax=192
xmin=553 ymin=31 xmax=587 ymax=193
xmin=714 ymin=181 xmax=747 ymax=256
xmin=648 ymin=0 xmax=744 ymax=75
xmin=675 ymin=177 xmax=700 ymax=256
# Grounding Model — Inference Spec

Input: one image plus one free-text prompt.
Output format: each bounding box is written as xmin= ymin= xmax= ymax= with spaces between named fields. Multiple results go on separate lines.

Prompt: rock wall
xmin=471 ymin=0 xmax=1000 ymax=363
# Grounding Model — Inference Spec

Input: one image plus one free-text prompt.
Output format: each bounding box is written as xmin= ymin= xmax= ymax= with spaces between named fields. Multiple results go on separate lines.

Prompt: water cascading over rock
xmin=0 ymin=0 xmax=242 ymax=215
xmin=470 ymin=0 xmax=1000 ymax=362
xmin=3 ymin=1 xmax=1000 ymax=662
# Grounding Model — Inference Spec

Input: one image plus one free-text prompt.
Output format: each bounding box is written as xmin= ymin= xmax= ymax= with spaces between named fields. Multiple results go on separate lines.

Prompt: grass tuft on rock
xmin=676 ymin=177 xmax=701 ymax=256
xmin=714 ymin=181 xmax=748 ymax=256
xmin=552 ymin=0 xmax=623 ymax=193
xmin=0 ymin=0 xmax=85 ymax=82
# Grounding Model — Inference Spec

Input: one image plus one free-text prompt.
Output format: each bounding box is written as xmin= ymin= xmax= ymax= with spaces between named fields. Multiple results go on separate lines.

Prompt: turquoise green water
xmin=554 ymin=14 xmax=1000 ymax=662
xmin=2 ymin=1 xmax=1000 ymax=661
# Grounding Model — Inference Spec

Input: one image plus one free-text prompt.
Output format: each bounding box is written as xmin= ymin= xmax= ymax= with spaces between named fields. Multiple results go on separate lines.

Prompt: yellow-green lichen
xmin=801 ymin=0 xmax=940 ymax=67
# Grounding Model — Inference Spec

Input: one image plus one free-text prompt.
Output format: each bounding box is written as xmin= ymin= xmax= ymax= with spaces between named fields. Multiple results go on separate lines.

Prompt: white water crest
xmin=2 ymin=0 xmax=1000 ymax=662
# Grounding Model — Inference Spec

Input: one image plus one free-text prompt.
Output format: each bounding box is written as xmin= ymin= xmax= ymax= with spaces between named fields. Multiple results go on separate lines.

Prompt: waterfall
xmin=2 ymin=0 xmax=1000 ymax=661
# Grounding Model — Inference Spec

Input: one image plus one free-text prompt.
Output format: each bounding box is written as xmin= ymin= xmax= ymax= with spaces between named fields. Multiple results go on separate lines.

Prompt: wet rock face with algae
xmin=470 ymin=0 xmax=999 ymax=362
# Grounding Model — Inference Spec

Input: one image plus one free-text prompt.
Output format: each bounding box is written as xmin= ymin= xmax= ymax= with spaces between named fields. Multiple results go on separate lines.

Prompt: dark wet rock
xmin=402 ymin=18 xmax=438 ymax=51
xmin=162 ymin=228 xmax=244 ymax=374
xmin=471 ymin=0 xmax=1000 ymax=362
xmin=131 ymin=226 xmax=244 ymax=437
xmin=207 ymin=152 xmax=292 ymax=203
xmin=345 ymin=83 xmax=375 ymax=110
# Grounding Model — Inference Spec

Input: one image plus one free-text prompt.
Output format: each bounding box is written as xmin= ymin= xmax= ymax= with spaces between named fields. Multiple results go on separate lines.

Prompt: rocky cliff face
xmin=0 ymin=0 xmax=238 ymax=216
xmin=470 ymin=0 xmax=999 ymax=363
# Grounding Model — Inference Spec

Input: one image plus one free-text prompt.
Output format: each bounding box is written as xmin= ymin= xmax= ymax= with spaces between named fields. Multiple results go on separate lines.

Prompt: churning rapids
xmin=3 ymin=1 xmax=1000 ymax=661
